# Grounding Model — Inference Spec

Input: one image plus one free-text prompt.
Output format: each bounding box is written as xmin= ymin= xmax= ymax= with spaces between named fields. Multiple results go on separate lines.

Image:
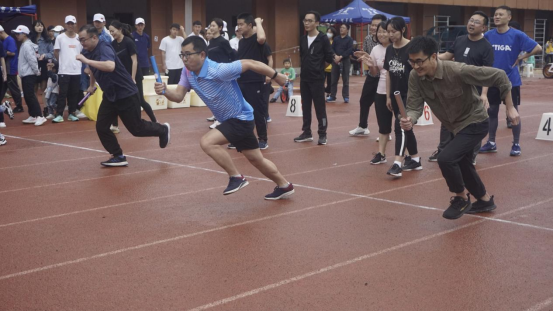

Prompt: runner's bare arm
xmin=240 ymin=59 xmax=286 ymax=86
xmin=155 ymin=82 xmax=188 ymax=103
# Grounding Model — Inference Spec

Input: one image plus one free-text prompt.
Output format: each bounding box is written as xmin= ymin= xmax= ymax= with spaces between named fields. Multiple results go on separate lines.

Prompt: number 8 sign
xmin=286 ymin=95 xmax=303 ymax=117
xmin=416 ymin=102 xmax=434 ymax=126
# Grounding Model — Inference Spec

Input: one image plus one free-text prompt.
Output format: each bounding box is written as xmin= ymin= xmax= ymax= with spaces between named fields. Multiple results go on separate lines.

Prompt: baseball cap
xmin=93 ymin=14 xmax=105 ymax=22
xmin=65 ymin=15 xmax=77 ymax=24
xmin=11 ymin=25 xmax=30 ymax=35
xmin=223 ymin=21 xmax=228 ymax=32
xmin=135 ymin=18 xmax=145 ymax=25
xmin=53 ymin=25 xmax=65 ymax=32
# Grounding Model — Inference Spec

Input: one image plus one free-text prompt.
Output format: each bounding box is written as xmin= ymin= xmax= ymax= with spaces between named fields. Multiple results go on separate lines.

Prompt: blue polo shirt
xmin=2 ymin=36 xmax=18 ymax=75
xmin=132 ymin=31 xmax=150 ymax=69
xmin=178 ymin=58 xmax=254 ymax=122
xmin=82 ymin=40 xmax=138 ymax=102
xmin=98 ymin=29 xmax=112 ymax=44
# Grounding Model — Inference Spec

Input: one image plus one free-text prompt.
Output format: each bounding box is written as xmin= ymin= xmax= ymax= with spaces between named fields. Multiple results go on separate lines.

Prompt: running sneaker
xmin=227 ymin=144 xmax=236 ymax=149
xmin=223 ymin=175 xmax=249 ymax=195
xmin=443 ymin=195 xmax=472 ymax=220
xmin=209 ymin=120 xmax=221 ymax=129
xmin=0 ymin=135 xmax=6 ymax=145
xmin=52 ymin=115 xmax=64 ymax=123
xmin=349 ymin=126 xmax=370 ymax=136
xmin=110 ymin=125 xmax=120 ymax=133
xmin=370 ymin=152 xmax=387 ymax=165
xmin=403 ymin=156 xmax=412 ymax=165
xmin=479 ymin=141 xmax=497 ymax=153
xmin=294 ymin=132 xmax=313 ymax=143
xmin=13 ymin=106 xmax=24 ymax=113
xmin=22 ymin=116 xmax=37 ymax=124
xmin=428 ymin=150 xmax=440 ymax=162
xmin=318 ymin=134 xmax=327 ymax=145
xmin=206 ymin=115 xmax=216 ymax=122
xmin=75 ymin=110 xmax=87 ymax=119
xmin=510 ymin=143 xmax=521 ymax=157
xmin=0 ymin=122 xmax=5 ymax=128
xmin=326 ymin=96 xmax=336 ymax=103
xmin=264 ymin=183 xmax=295 ymax=200
xmin=376 ymin=135 xmax=392 ymax=142
xmin=386 ymin=163 xmax=402 ymax=177
xmin=506 ymin=117 xmax=512 ymax=129
xmin=402 ymin=159 xmax=423 ymax=171
xmin=269 ymin=98 xmax=277 ymax=103
xmin=466 ymin=195 xmax=496 ymax=214
xmin=2 ymin=101 xmax=14 ymax=119
xmin=45 ymin=114 xmax=55 ymax=120
xmin=34 ymin=116 xmax=47 ymax=126
xmin=159 ymin=123 xmax=170 ymax=148
xmin=344 ymin=97 xmax=349 ymax=103
xmin=68 ymin=114 xmax=79 ymax=122
xmin=266 ymin=116 xmax=272 ymax=123
xmin=259 ymin=140 xmax=269 ymax=150
xmin=101 ymin=155 xmax=128 ymax=167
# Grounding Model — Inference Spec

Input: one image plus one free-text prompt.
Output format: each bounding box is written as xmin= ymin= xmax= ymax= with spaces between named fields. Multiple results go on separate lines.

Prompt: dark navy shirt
xmin=132 ymin=31 xmax=151 ymax=69
xmin=83 ymin=40 xmax=138 ymax=102
xmin=332 ymin=35 xmax=354 ymax=58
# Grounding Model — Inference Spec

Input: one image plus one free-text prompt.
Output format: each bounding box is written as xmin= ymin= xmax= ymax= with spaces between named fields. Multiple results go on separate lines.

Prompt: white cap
xmin=11 ymin=25 xmax=30 ymax=35
xmin=53 ymin=25 xmax=64 ymax=32
xmin=93 ymin=14 xmax=105 ymax=22
xmin=223 ymin=21 xmax=228 ymax=32
xmin=0 ymin=26 xmax=4 ymax=32
xmin=135 ymin=18 xmax=145 ymax=25
xmin=65 ymin=15 xmax=77 ymax=24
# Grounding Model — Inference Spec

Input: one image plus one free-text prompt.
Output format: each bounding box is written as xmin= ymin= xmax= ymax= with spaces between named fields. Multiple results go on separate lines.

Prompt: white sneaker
xmin=206 ymin=115 xmax=216 ymax=122
xmin=0 ymin=122 xmax=5 ymax=128
xmin=349 ymin=126 xmax=370 ymax=136
xmin=376 ymin=135 xmax=393 ymax=142
xmin=46 ymin=114 xmax=55 ymax=120
xmin=209 ymin=120 xmax=221 ymax=129
xmin=110 ymin=125 xmax=120 ymax=134
xmin=34 ymin=116 xmax=47 ymax=126
xmin=22 ymin=116 xmax=37 ymax=124
xmin=75 ymin=110 xmax=87 ymax=119
xmin=0 ymin=135 xmax=6 ymax=145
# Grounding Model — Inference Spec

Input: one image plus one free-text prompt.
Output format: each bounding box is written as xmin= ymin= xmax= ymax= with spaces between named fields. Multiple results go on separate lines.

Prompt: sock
xmin=394 ymin=161 xmax=402 ymax=167
xmin=280 ymin=182 xmax=290 ymax=189
xmin=231 ymin=174 xmax=242 ymax=178
xmin=412 ymin=157 xmax=420 ymax=163
xmin=489 ymin=141 xmax=496 ymax=145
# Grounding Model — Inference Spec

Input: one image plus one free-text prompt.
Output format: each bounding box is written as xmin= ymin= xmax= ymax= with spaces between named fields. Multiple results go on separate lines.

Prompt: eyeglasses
xmin=79 ymin=36 xmax=92 ymax=44
xmin=408 ymin=56 xmax=431 ymax=67
xmin=180 ymin=51 xmax=201 ymax=59
xmin=468 ymin=19 xmax=484 ymax=25
xmin=303 ymin=19 xmax=315 ymax=24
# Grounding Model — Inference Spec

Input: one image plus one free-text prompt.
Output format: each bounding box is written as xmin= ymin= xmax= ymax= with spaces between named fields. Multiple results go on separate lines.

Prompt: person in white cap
xmin=12 ymin=25 xmax=47 ymax=126
xmin=222 ymin=21 xmax=229 ymax=40
xmin=132 ymin=17 xmax=151 ymax=76
xmin=52 ymin=15 xmax=83 ymax=123
xmin=93 ymin=13 xmax=113 ymax=43
xmin=0 ymin=25 xmax=24 ymax=113
xmin=229 ymin=25 xmax=242 ymax=51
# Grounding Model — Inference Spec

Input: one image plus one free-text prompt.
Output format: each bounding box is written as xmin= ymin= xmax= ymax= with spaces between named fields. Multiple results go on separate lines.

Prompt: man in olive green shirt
xmin=400 ymin=36 xmax=519 ymax=220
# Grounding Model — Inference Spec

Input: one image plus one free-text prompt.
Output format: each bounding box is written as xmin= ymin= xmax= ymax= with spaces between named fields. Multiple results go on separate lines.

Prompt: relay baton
xmin=150 ymin=56 xmax=165 ymax=94
xmin=393 ymin=91 xmax=407 ymax=118
xmin=78 ymin=86 xmax=97 ymax=107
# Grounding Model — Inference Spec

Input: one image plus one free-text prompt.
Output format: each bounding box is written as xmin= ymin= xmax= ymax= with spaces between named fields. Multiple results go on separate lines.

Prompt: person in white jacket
xmin=13 ymin=25 xmax=46 ymax=126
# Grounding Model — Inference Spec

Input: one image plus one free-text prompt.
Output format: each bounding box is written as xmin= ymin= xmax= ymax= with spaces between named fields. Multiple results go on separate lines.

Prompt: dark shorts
xmin=488 ymin=86 xmax=520 ymax=107
xmin=216 ymin=118 xmax=259 ymax=152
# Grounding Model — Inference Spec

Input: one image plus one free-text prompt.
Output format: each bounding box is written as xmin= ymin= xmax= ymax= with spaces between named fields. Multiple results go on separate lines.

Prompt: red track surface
xmin=1 ymin=76 xmax=552 ymax=311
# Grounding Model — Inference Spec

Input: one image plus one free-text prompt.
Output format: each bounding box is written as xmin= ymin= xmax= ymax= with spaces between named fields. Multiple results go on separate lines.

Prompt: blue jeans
xmin=46 ymin=93 xmax=58 ymax=115
xmin=272 ymin=81 xmax=293 ymax=101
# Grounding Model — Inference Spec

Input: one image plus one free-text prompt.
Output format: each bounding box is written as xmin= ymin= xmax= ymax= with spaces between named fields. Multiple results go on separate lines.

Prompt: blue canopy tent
xmin=0 ymin=5 xmax=37 ymax=20
xmin=321 ymin=0 xmax=410 ymax=24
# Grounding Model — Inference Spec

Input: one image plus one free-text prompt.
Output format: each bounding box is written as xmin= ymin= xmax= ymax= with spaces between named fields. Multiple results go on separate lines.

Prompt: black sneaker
xmin=506 ymin=117 xmax=512 ymax=129
xmin=259 ymin=140 xmax=269 ymax=150
xmin=428 ymin=150 xmax=440 ymax=162
xmin=265 ymin=183 xmax=295 ymax=200
xmin=294 ymin=132 xmax=313 ymax=143
xmin=2 ymin=101 xmax=14 ymax=119
xmin=159 ymin=123 xmax=170 ymax=148
xmin=466 ymin=195 xmax=496 ymax=214
xmin=318 ymin=135 xmax=327 ymax=145
xmin=269 ymin=98 xmax=277 ymax=103
xmin=443 ymin=195 xmax=472 ymax=220
xmin=13 ymin=106 xmax=24 ymax=113
xmin=370 ymin=152 xmax=387 ymax=165
xmin=223 ymin=175 xmax=249 ymax=195
xmin=403 ymin=156 xmax=412 ymax=165
xmin=101 ymin=155 xmax=128 ymax=167
xmin=227 ymin=144 xmax=236 ymax=149
xmin=402 ymin=159 xmax=423 ymax=171
xmin=386 ymin=163 xmax=402 ymax=177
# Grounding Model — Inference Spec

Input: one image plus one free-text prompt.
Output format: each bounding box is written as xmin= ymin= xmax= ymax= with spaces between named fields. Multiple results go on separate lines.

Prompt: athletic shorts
xmin=488 ymin=86 xmax=520 ymax=107
xmin=216 ymin=118 xmax=259 ymax=152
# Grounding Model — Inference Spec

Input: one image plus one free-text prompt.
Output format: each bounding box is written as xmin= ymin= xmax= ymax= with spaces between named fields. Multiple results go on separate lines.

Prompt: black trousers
xmin=358 ymin=74 xmax=379 ymax=129
xmin=438 ymin=119 xmax=489 ymax=198
xmin=392 ymin=95 xmax=418 ymax=157
xmin=239 ymin=82 xmax=267 ymax=142
xmin=324 ymin=71 xmax=332 ymax=94
xmin=0 ymin=74 xmax=22 ymax=108
xmin=545 ymin=54 xmax=553 ymax=64
xmin=114 ymin=77 xmax=157 ymax=126
xmin=167 ymin=69 xmax=182 ymax=84
xmin=96 ymin=93 xmax=166 ymax=156
xmin=438 ymin=124 xmax=480 ymax=162
xmin=300 ymin=80 xmax=327 ymax=135
xmin=141 ymin=67 xmax=151 ymax=76
xmin=56 ymin=74 xmax=81 ymax=116
xmin=330 ymin=58 xmax=350 ymax=99
xmin=21 ymin=75 xmax=42 ymax=118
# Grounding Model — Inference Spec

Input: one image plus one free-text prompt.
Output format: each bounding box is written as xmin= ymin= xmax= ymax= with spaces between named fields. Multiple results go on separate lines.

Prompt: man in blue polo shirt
xmin=155 ymin=36 xmax=295 ymax=200
xmin=0 ymin=26 xmax=23 ymax=112
xmin=480 ymin=5 xmax=542 ymax=157
xmin=133 ymin=18 xmax=151 ymax=76
xmin=77 ymin=25 xmax=170 ymax=167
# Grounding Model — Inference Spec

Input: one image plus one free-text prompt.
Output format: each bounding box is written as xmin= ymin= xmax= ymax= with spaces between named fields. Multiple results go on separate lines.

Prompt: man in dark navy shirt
xmin=328 ymin=24 xmax=353 ymax=103
xmin=133 ymin=18 xmax=151 ymax=76
xmin=77 ymin=25 xmax=170 ymax=167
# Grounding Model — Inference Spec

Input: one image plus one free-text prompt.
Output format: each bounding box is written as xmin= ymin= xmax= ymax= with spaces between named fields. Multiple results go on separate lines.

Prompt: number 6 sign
xmin=416 ymin=102 xmax=434 ymax=126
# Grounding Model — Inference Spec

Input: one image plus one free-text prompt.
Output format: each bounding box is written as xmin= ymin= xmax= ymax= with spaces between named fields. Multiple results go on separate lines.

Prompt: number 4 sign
xmin=536 ymin=113 xmax=553 ymax=141
xmin=416 ymin=103 xmax=434 ymax=126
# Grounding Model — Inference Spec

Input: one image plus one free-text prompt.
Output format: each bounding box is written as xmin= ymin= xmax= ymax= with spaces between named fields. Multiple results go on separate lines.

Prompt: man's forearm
xmin=481 ymin=86 xmax=489 ymax=96
xmin=503 ymin=89 xmax=515 ymax=109
xmin=241 ymin=59 xmax=274 ymax=77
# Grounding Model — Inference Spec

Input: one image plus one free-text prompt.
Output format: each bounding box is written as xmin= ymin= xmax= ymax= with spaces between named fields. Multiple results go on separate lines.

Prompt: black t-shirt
xmin=111 ymin=36 xmax=143 ymax=81
xmin=384 ymin=43 xmax=412 ymax=98
xmin=83 ymin=40 xmax=138 ymax=102
xmin=448 ymin=35 xmax=494 ymax=67
xmin=207 ymin=36 xmax=237 ymax=64
xmin=237 ymin=33 xmax=270 ymax=83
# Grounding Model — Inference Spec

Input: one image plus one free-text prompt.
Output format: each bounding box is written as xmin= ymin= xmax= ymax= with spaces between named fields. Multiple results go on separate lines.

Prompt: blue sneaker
xmin=479 ymin=141 xmax=497 ymax=153
xmin=264 ymin=183 xmax=295 ymax=200
xmin=510 ymin=143 xmax=521 ymax=156
xmin=326 ymin=96 xmax=336 ymax=103
xmin=259 ymin=141 xmax=269 ymax=150
xmin=344 ymin=97 xmax=349 ymax=103
xmin=101 ymin=155 xmax=128 ymax=167
xmin=223 ymin=175 xmax=249 ymax=195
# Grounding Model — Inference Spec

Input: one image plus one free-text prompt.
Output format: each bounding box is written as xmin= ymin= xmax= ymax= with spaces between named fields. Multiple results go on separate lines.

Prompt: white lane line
xmin=0 ymin=155 xmax=106 ymax=171
xmin=526 ymin=297 xmax=553 ymax=311
xmin=188 ymin=197 xmax=553 ymax=310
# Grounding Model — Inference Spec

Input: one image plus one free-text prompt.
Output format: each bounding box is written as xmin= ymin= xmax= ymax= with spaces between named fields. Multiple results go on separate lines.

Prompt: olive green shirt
xmin=406 ymin=60 xmax=512 ymax=134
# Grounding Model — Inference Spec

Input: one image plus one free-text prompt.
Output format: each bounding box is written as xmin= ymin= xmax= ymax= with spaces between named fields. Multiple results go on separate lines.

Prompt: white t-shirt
xmin=229 ymin=37 xmax=240 ymax=51
xmin=308 ymin=35 xmax=317 ymax=48
xmin=370 ymin=44 xmax=388 ymax=95
xmin=54 ymin=33 xmax=83 ymax=75
xmin=159 ymin=36 xmax=185 ymax=70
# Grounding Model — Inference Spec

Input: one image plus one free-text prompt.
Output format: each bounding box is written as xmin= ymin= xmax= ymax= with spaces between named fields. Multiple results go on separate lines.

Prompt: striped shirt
xmin=178 ymin=58 xmax=254 ymax=122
